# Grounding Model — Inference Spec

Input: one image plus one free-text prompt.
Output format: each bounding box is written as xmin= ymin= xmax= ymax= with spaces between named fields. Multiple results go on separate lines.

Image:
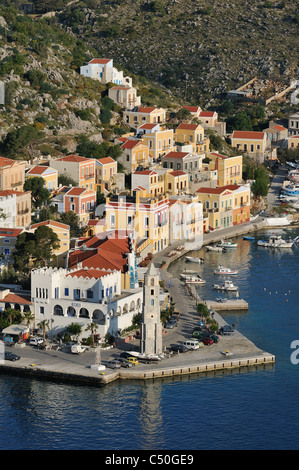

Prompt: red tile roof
xmin=121 ymin=140 xmax=142 ymax=150
xmin=30 ymin=220 xmax=69 ymax=230
xmin=169 ymin=170 xmax=186 ymax=177
xmin=0 ymin=293 xmax=31 ymax=305
xmin=199 ymin=111 xmax=216 ymax=117
xmin=183 ymin=106 xmax=201 ymax=113
xmin=55 ymin=155 xmax=91 ymax=163
xmin=65 ymin=187 xmax=87 ymax=196
xmin=162 ymin=151 xmax=190 ymax=159
xmin=133 ymin=170 xmax=157 ymax=175
xmin=69 ymin=235 xmax=132 ymax=273
xmin=97 ymin=157 xmax=116 ymax=165
xmin=0 ymin=228 xmax=23 ymax=237
xmin=67 ymin=268 xmax=113 ymax=279
xmin=27 ymin=166 xmax=56 ymax=175
xmin=196 ymin=185 xmax=241 ymax=194
xmin=232 ymin=131 xmax=266 ymax=140
xmin=137 ymin=107 xmax=156 ymax=113
xmin=138 ymin=123 xmax=158 ymax=129
xmin=89 ymin=59 xmax=111 ymax=64
xmin=0 ymin=157 xmax=22 ymax=167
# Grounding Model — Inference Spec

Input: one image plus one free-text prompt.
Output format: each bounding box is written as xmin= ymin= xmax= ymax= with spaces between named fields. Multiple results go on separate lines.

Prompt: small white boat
xmin=185 ymin=256 xmax=204 ymax=263
xmin=216 ymin=239 xmax=238 ymax=249
xmin=206 ymin=245 xmax=224 ymax=252
xmin=185 ymin=275 xmax=206 ymax=285
xmin=257 ymin=235 xmax=294 ymax=248
xmin=213 ymin=280 xmax=238 ymax=291
xmin=214 ymin=265 xmax=238 ymax=275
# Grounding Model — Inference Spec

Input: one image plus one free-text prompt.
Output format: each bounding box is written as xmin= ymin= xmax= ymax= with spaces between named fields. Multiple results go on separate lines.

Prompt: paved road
xmin=266 ymin=164 xmax=288 ymax=215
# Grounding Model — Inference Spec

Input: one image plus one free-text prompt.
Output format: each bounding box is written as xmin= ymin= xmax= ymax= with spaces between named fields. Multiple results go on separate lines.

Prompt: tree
xmin=59 ymin=211 xmax=84 ymax=238
xmin=13 ymin=226 xmax=60 ymax=273
xmin=251 ymin=167 xmax=269 ymax=197
xmin=34 ymin=225 xmax=60 ymax=266
xmin=37 ymin=319 xmax=49 ymax=345
xmin=66 ymin=322 xmax=82 ymax=341
xmin=85 ymin=322 xmax=99 ymax=348
xmin=24 ymin=177 xmax=50 ymax=208
xmin=23 ymin=311 xmax=34 ymax=336
xmin=0 ymin=125 xmax=44 ymax=157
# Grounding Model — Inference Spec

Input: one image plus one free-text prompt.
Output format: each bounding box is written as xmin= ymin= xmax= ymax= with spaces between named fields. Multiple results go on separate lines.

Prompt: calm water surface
xmin=0 ymin=228 xmax=298 ymax=450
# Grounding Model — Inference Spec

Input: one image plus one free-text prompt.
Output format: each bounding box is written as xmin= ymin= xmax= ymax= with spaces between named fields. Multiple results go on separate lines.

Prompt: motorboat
xmin=184 ymin=275 xmax=206 ymax=285
xmin=281 ymin=183 xmax=299 ymax=197
xmin=213 ymin=280 xmax=238 ymax=291
xmin=180 ymin=270 xmax=197 ymax=279
xmin=257 ymin=235 xmax=294 ymax=248
xmin=216 ymin=240 xmax=238 ymax=249
xmin=214 ymin=265 xmax=238 ymax=275
xmin=243 ymin=236 xmax=255 ymax=241
xmin=205 ymin=245 xmax=225 ymax=252
xmin=185 ymin=256 xmax=204 ymax=263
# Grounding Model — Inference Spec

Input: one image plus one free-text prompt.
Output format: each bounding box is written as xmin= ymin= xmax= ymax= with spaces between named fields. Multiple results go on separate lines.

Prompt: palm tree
xmin=23 ymin=310 xmax=35 ymax=336
xmin=85 ymin=322 xmax=99 ymax=348
xmin=37 ymin=319 xmax=49 ymax=345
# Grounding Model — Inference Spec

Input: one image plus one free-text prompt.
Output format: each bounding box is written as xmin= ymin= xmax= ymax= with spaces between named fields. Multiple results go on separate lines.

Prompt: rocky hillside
xmin=0 ymin=3 xmax=178 ymax=160
xmin=53 ymin=0 xmax=299 ymax=106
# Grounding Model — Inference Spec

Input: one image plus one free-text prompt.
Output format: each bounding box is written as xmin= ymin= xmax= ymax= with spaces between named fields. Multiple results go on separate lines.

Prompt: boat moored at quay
xmin=257 ymin=235 xmax=294 ymax=248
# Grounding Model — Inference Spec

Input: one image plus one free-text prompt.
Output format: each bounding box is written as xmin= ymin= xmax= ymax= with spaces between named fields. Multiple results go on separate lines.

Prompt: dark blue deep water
xmin=0 ymin=227 xmax=298 ymax=450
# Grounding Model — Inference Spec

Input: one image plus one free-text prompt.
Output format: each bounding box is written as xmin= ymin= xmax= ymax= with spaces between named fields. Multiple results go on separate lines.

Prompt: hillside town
xmin=0 ymin=57 xmax=298 ymax=357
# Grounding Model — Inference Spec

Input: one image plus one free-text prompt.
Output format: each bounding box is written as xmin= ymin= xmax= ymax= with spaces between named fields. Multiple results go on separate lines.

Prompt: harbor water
xmin=0 ymin=227 xmax=299 ymax=450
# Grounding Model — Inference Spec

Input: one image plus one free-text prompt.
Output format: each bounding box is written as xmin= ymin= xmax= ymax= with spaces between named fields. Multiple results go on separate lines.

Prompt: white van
xmin=183 ymin=339 xmax=200 ymax=350
xmin=71 ymin=343 xmax=87 ymax=354
xmin=29 ymin=337 xmax=43 ymax=346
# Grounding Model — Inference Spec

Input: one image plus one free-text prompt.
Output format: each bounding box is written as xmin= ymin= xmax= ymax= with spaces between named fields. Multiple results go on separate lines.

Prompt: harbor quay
xmin=0 ymin=218 xmax=278 ymax=386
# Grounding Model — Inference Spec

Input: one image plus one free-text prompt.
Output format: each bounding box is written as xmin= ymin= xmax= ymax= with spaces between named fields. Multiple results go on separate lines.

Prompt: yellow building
xmin=169 ymin=196 xmax=203 ymax=243
xmin=119 ymin=139 xmax=150 ymax=172
xmin=231 ymin=131 xmax=269 ymax=163
xmin=206 ymin=151 xmax=243 ymax=187
xmin=26 ymin=165 xmax=58 ymax=191
xmin=288 ymin=135 xmax=299 ymax=149
xmin=95 ymin=157 xmax=118 ymax=191
xmin=174 ymin=123 xmax=209 ymax=155
xmin=29 ymin=220 xmax=70 ymax=267
xmin=0 ymin=157 xmax=26 ymax=192
xmin=138 ymin=123 xmax=174 ymax=161
xmin=123 ymin=106 xmax=166 ymax=128
xmin=105 ymin=191 xmax=169 ymax=256
xmin=198 ymin=110 xmax=218 ymax=128
xmin=164 ymin=170 xmax=189 ymax=195
xmin=196 ymin=185 xmax=250 ymax=231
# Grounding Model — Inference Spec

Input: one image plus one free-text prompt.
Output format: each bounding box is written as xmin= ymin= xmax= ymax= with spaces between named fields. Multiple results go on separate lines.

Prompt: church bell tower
xmin=140 ymin=262 xmax=162 ymax=355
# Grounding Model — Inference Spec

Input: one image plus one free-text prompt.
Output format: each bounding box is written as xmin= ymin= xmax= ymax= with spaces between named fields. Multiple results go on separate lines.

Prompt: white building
xmin=0 ymin=191 xmax=17 ymax=228
xmin=32 ymin=266 xmax=143 ymax=340
xmin=80 ymin=58 xmax=132 ymax=86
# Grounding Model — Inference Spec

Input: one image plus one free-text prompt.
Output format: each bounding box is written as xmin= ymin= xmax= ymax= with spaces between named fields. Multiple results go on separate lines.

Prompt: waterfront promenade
xmin=3 ymin=170 xmax=293 ymax=385
xmin=0 ymin=215 xmax=276 ymax=386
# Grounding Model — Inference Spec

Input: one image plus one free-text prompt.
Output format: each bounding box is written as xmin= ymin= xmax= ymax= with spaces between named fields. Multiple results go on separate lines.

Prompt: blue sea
xmin=0 ymin=227 xmax=298 ymax=450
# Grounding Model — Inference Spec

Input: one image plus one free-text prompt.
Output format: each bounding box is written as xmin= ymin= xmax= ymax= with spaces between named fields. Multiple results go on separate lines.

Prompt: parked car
xmin=127 ymin=357 xmax=139 ymax=366
xmin=201 ymin=337 xmax=214 ymax=346
xmin=105 ymin=360 xmax=121 ymax=369
xmin=218 ymin=325 xmax=234 ymax=335
xmin=118 ymin=358 xmax=133 ymax=368
xmin=169 ymin=344 xmax=188 ymax=353
xmin=183 ymin=339 xmax=202 ymax=350
xmin=4 ymin=352 xmax=20 ymax=361
xmin=71 ymin=343 xmax=87 ymax=354
xmin=164 ymin=319 xmax=177 ymax=329
xmin=29 ymin=337 xmax=43 ymax=346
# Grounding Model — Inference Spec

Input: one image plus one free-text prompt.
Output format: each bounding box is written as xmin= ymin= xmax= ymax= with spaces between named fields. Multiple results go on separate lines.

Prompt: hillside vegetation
xmin=53 ymin=0 xmax=299 ymax=105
